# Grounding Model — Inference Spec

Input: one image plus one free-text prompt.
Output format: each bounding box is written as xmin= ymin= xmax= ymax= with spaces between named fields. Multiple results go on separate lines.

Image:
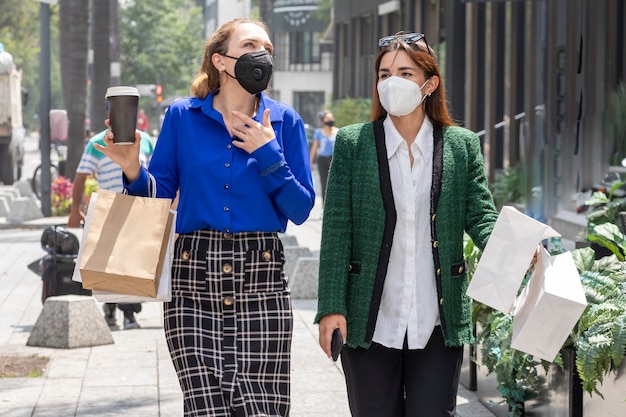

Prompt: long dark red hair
xmin=370 ymin=36 xmax=455 ymax=127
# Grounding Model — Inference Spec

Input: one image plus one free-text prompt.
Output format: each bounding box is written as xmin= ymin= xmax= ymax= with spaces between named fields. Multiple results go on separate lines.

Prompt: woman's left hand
xmin=231 ymin=108 xmax=275 ymax=153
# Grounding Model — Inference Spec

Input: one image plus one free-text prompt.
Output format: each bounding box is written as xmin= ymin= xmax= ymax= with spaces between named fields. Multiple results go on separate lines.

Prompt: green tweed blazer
xmin=314 ymin=120 xmax=499 ymax=348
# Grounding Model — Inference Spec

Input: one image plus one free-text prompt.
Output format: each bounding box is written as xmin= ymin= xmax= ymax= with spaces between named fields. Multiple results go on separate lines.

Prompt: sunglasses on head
xmin=378 ymin=32 xmax=433 ymax=56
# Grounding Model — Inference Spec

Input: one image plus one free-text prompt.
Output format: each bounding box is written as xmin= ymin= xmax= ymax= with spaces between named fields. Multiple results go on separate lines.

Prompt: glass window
xmin=289 ymin=31 xmax=321 ymax=64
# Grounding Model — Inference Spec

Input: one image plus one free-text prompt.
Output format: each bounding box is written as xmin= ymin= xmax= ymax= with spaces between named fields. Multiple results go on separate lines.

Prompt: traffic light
xmin=155 ymin=84 xmax=163 ymax=103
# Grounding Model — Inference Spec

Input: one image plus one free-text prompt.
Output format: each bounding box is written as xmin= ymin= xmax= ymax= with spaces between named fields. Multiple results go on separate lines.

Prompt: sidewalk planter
xmin=582 ymin=358 xmax=626 ymax=417
xmin=471 ymin=342 xmax=626 ymax=417
xmin=463 ymin=220 xmax=626 ymax=417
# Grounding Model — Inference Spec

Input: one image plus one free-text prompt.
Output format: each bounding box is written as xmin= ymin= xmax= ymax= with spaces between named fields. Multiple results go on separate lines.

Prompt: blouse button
xmin=224 ymin=206 xmax=229 ymax=212
xmin=227 ymin=144 xmax=232 ymax=149
xmin=224 ymin=184 xmax=229 ymax=189
xmin=181 ymin=251 xmax=190 ymax=261
xmin=262 ymin=250 xmax=272 ymax=261
xmin=225 ymin=162 xmax=230 ymax=168
xmin=222 ymin=263 xmax=233 ymax=274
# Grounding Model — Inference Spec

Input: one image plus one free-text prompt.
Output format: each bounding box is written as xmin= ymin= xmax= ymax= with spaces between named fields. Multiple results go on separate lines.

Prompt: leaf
xmin=610 ymin=313 xmax=626 ymax=368
xmin=585 ymin=191 xmax=610 ymax=206
xmin=587 ymin=223 xmax=626 ymax=261
xmin=571 ymin=247 xmax=596 ymax=272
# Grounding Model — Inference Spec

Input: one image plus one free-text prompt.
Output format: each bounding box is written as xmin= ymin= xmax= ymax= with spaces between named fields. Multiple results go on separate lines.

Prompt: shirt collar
xmin=383 ymin=115 xmax=434 ymax=160
xmin=189 ymin=91 xmax=280 ymax=122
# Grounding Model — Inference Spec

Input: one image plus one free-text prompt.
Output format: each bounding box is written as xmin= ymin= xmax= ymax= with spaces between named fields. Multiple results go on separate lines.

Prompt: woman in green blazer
xmin=315 ymin=32 xmax=499 ymax=417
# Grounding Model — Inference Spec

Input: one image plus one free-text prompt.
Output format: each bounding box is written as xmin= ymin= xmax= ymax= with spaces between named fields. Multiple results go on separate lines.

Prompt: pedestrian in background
xmin=67 ymin=127 xmax=154 ymax=329
xmin=315 ymin=31 xmax=499 ymax=417
xmin=309 ymin=110 xmax=337 ymax=202
xmin=96 ymin=18 xmax=314 ymax=417
xmin=137 ymin=108 xmax=149 ymax=132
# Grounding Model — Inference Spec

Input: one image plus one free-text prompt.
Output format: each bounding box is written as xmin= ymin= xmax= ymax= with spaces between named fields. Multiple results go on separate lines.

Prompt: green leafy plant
xmin=465 ymin=230 xmax=626 ymax=415
xmin=585 ymin=183 xmax=626 ymax=232
xmin=608 ymin=82 xmax=626 ymax=165
xmin=477 ymin=311 xmax=550 ymax=417
xmin=569 ymin=246 xmax=626 ymax=397
xmin=328 ymin=97 xmax=372 ymax=127
xmin=491 ymin=166 xmax=525 ymax=210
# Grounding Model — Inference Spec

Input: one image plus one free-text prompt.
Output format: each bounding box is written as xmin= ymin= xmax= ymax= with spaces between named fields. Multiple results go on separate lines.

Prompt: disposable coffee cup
xmin=105 ymin=86 xmax=140 ymax=145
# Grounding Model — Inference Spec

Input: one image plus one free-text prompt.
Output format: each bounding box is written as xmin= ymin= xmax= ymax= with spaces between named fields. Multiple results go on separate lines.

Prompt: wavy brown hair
xmin=370 ymin=35 xmax=455 ymax=127
xmin=190 ymin=18 xmax=269 ymax=99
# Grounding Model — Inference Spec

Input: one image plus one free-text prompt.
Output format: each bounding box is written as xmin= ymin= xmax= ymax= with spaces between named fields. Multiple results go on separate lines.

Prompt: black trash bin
xmin=38 ymin=225 xmax=91 ymax=303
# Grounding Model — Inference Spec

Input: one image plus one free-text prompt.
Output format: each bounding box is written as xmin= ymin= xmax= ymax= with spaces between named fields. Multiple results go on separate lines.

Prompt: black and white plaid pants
xmin=164 ymin=230 xmax=292 ymax=417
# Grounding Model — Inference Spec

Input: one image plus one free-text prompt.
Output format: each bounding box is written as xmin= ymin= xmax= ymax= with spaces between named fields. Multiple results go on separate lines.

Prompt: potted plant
xmin=491 ymin=165 xmax=525 ymax=211
xmin=608 ymin=82 xmax=626 ymax=166
xmin=50 ymin=175 xmax=73 ymax=216
xmin=466 ymin=228 xmax=626 ymax=416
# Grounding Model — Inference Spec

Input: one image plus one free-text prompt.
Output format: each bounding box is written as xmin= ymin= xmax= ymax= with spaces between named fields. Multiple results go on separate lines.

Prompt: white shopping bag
xmin=466 ymin=206 xmax=561 ymax=313
xmin=510 ymin=247 xmax=587 ymax=362
xmin=72 ymin=192 xmax=176 ymax=302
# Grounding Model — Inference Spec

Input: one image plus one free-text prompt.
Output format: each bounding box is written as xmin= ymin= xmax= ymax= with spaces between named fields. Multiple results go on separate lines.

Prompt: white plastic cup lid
xmin=105 ymin=86 xmax=140 ymax=98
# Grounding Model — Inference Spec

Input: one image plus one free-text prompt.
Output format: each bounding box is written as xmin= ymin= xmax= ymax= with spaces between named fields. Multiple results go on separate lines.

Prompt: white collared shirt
xmin=372 ymin=115 xmax=439 ymax=350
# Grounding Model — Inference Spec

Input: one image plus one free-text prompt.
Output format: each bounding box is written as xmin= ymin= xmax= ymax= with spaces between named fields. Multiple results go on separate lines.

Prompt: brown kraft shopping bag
xmin=79 ymin=189 xmax=174 ymax=297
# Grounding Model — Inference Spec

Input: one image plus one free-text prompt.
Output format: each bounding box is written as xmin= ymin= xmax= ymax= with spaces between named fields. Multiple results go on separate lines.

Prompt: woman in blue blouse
xmin=98 ymin=18 xmax=315 ymax=417
xmin=309 ymin=110 xmax=337 ymax=202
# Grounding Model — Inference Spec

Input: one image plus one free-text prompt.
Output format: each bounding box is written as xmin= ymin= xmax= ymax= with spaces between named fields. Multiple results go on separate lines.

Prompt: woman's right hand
xmin=318 ymin=313 xmax=347 ymax=358
xmin=93 ymin=119 xmax=143 ymax=182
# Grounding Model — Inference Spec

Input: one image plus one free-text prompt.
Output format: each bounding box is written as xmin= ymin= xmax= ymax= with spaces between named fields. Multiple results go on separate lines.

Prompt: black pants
xmin=340 ymin=326 xmax=463 ymax=417
xmin=317 ymin=155 xmax=332 ymax=202
xmin=108 ymin=303 xmax=142 ymax=314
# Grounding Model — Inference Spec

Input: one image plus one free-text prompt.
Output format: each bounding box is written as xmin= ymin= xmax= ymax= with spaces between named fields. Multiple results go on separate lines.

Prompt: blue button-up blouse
xmin=125 ymin=92 xmax=315 ymax=235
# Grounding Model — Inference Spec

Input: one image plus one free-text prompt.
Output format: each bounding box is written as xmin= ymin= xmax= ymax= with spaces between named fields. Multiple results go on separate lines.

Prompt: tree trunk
xmin=259 ymin=0 xmax=274 ymax=33
xmin=59 ymin=0 xmax=89 ymax=178
xmin=90 ymin=0 xmax=111 ymax=133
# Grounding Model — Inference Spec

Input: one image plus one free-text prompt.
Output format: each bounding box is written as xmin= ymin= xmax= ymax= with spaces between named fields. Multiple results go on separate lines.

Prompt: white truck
xmin=0 ymin=45 xmax=25 ymax=185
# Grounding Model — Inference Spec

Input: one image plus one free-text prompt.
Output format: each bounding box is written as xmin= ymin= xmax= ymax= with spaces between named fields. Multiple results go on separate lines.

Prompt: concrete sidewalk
xmin=0 ymin=187 xmax=495 ymax=416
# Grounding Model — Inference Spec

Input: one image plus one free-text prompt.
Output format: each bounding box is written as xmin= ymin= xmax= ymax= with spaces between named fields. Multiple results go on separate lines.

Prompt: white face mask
xmin=377 ymin=76 xmax=429 ymax=116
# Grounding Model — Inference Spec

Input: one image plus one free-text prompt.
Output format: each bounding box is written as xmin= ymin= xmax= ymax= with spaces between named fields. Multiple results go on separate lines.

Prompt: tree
xmin=0 ymin=0 xmax=62 ymax=130
xmin=258 ymin=0 xmax=274 ymax=32
xmin=59 ymin=0 xmax=89 ymax=177
xmin=89 ymin=0 xmax=112 ymax=133
xmin=118 ymin=0 xmax=204 ymax=113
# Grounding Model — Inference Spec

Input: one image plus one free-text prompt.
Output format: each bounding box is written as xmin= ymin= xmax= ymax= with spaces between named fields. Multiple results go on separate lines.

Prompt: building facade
xmin=271 ymin=0 xmax=334 ymax=129
xmin=332 ymin=0 xmax=626 ymax=242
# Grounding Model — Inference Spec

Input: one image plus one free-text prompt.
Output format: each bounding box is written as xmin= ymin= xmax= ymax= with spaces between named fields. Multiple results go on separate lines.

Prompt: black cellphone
xmin=331 ymin=328 xmax=343 ymax=361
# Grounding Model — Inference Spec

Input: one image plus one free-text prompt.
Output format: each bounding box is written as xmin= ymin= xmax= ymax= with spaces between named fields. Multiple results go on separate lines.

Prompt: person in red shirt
xmin=137 ymin=108 xmax=149 ymax=131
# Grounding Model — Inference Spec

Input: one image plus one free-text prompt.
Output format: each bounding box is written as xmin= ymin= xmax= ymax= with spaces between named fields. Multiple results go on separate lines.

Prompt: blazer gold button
xmin=181 ymin=251 xmax=190 ymax=261
xmin=348 ymin=264 xmax=353 ymax=272
xmin=440 ymin=298 xmax=444 ymax=305
xmin=436 ymin=268 xmax=441 ymax=276
xmin=431 ymin=214 xmax=436 ymax=221
xmin=262 ymin=250 xmax=272 ymax=261
xmin=222 ymin=263 xmax=233 ymax=274
xmin=433 ymin=241 xmax=438 ymax=248
xmin=459 ymin=265 xmax=464 ymax=273
xmin=223 ymin=296 xmax=234 ymax=306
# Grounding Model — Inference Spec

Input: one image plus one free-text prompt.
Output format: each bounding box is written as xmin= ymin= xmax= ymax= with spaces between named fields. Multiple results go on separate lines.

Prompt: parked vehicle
xmin=0 ymin=44 xmax=26 ymax=185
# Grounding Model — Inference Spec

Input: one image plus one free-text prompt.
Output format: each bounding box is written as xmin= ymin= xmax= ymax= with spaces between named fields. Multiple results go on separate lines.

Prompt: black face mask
xmin=222 ymin=50 xmax=273 ymax=95
xmin=324 ymin=120 xmax=335 ymax=127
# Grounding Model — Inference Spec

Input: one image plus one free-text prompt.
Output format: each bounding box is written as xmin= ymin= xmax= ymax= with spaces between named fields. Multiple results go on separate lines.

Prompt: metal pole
xmin=39 ymin=2 xmax=51 ymax=216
